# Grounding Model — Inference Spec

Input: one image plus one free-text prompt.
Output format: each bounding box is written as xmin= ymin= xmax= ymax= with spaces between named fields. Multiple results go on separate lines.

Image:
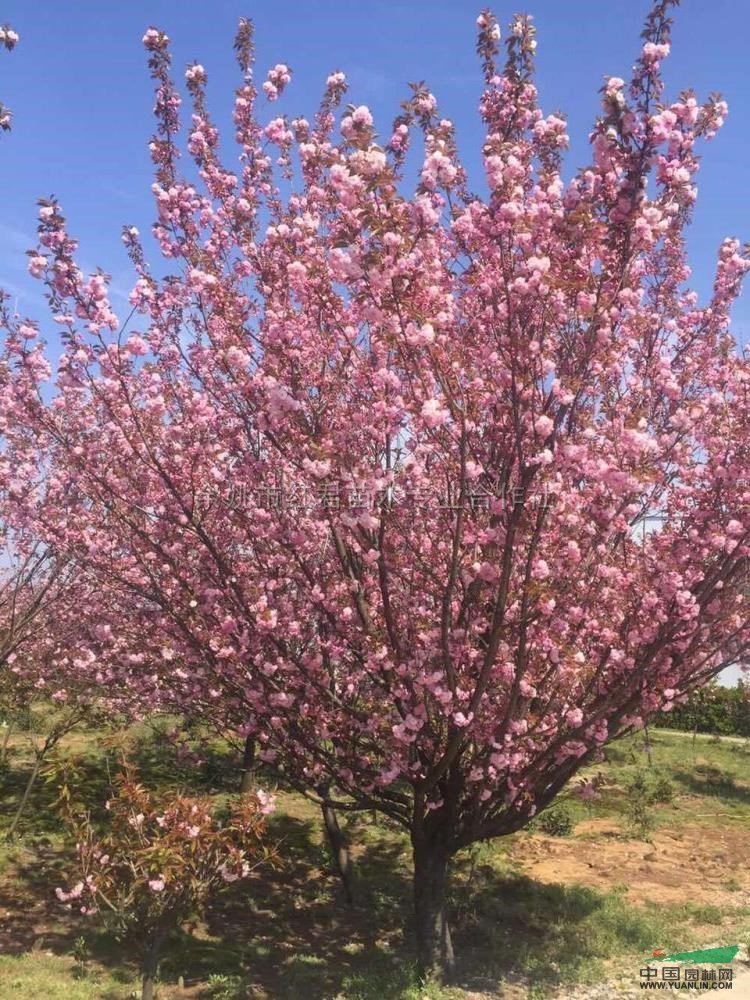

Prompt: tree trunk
xmin=141 ymin=936 xmax=162 ymax=1000
xmin=321 ymin=796 xmax=355 ymax=905
xmin=412 ymin=835 xmax=455 ymax=982
xmin=6 ymin=751 xmax=43 ymax=840
xmin=644 ymin=725 xmax=653 ymax=767
xmin=239 ymin=734 xmax=255 ymax=793
xmin=141 ymin=970 xmax=156 ymax=1000
xmin=7 ymin=719 xmax=80 ymax=839
xmin=1 ymin=721 xmax=13 ymax=764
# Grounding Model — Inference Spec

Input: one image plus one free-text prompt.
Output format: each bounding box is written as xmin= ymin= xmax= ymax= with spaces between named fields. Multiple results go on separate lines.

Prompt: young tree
xmin=1 ymin=1 xmax=749 ymax=979
xmin=55 ymin=760 xmax=275 ymax=1000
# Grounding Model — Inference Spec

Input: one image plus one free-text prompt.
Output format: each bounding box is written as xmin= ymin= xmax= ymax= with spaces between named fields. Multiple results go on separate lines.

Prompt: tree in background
xmin=658 ymin=680 xmax=750 ymax=737
xmin=0 ymin=545 xmax=64 ymax=676
xmin=1 ymin=0 xmax=749 ymax=980
xmin=0 ymin=549 xmax=110 ymax=838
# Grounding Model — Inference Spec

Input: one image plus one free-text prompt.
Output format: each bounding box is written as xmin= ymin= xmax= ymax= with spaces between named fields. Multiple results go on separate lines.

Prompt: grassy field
xmin=0 ymin=720 xmax=748 ymax=999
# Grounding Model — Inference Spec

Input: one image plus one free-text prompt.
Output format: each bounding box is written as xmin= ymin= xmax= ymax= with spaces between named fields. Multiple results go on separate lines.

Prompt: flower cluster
xmin=262 ymin=62 xmax=291 ymax=101
xmin=0 ymin=25 xmax=18 ymax=51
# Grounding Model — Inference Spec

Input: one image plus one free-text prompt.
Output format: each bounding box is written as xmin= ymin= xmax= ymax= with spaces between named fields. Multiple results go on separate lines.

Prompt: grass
xmin=517 ymin=733 xmax=750 ymax=875
xmin=0 ymin=951 xmax=139 ymax=998
xmin=551 ymin=728 xmax=750 ymax=833
xmin=0 ymin=719 xmax=748 ymax=999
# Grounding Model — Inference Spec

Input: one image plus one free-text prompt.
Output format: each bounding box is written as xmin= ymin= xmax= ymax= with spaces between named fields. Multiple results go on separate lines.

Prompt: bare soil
xmin=513 ymin=817 xmax=750 ymax=909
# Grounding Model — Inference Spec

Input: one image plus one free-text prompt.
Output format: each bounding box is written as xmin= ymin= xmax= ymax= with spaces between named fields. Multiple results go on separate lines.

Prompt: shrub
xmin=55 ymin=760 xmax=277 ymax=1000
xmin=650 ymin=777 xmax=675 ymax=804
xmin=625 ymin=772 xmax=655 ymax=838
xmin=536 ymin=805 xmax=574 ymax=837
xmin=205 ymin=974 xmax=245 ymax=999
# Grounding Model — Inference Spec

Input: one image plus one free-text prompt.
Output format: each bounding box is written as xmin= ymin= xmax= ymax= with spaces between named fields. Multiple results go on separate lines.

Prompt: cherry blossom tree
xmin=0 ymin=545 xmax=61 ymax=673
xmin=0 ymin=22 xmax=19 ymax=132
xmin=0 ymin=378 xmax=87 ymax=776
xmin=0 ymin=544 xmax=50 ymax=764
xmin=0 ymin=542 xmax=111 ymax=838
xmin=1 ymin=1 xmax=749 ymax=978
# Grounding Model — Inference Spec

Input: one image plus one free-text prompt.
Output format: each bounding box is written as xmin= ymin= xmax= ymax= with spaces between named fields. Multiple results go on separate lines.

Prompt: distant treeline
xmin=658 ymin=681 xmax=750 ymax=737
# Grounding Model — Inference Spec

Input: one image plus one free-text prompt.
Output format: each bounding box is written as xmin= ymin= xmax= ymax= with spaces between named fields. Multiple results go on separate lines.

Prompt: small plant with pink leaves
xmin=55 ymin=761 xmax=277 ymax=1000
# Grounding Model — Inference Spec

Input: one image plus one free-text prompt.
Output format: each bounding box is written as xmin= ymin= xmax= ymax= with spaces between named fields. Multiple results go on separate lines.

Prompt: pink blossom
xmin=142 ymin=28 xmax=169 ymax=51
xmin=351 ymin=105 xmax=373 ymax=127
xmin=28 ymin=255 xmax=47 ymax=278
xmin=219 ymin=864 xmax=239 ymax=883
xmin=185 ymin=63 xmax=206 ymax=84
xmin=532 ymin=560 xmax=551 ymax=581
xmin=256 ymin=789 xmax=276 ymax=815
xmin=420 ymin=398 xmax=449 ymax=428
xmin=535 ymin=415 xmax=554 ymax=437
xmin=125 ymin=335 xmax=149 ymax=357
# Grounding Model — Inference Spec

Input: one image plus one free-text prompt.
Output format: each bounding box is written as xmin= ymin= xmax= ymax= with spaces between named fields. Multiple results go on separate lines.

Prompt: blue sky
xmin=1 ymin=0 xmax=749 ymax=335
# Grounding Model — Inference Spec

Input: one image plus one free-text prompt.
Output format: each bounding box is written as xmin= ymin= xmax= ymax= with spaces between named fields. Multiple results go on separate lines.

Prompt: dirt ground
xmin=512 ymin=818 xmax=750 ymax=999
xmin=514 ymin=816 xmax=750 ymax=909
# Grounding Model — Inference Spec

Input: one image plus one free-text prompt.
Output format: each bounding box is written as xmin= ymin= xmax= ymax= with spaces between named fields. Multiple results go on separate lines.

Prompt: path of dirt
xmin=651 ymin=728 xmax=750 ymax=747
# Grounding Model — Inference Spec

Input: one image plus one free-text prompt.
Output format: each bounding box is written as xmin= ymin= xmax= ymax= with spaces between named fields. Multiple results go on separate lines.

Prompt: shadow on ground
xmin=0 ymin=733 xmax=687 ymax=998
xmin=672 ymin=765 xmax=750 ymax=806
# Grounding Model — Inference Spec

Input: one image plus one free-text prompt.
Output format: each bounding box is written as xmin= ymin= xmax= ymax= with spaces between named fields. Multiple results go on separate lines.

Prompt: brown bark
xmin=0 ymin=721 xmax=12 ymax=765
xmin=412 ymin=835 xmax=455 ymax=982
xmin=239 ymin=733 xmax=255 ymax=793
xmin=6 ymin=751 xmax=43 ymax=840
xmin=141 ymin=970 xmax=156 ymax=1000
xmin=141 ymin=935 xmax=164 ymax=1000
xmin=321 ymin=796 xmax=355 ymax=905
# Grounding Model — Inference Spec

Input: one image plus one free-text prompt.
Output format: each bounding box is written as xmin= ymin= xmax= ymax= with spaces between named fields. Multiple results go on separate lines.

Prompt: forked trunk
xmin=412 ymin=836 xmax=455 ymax=982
